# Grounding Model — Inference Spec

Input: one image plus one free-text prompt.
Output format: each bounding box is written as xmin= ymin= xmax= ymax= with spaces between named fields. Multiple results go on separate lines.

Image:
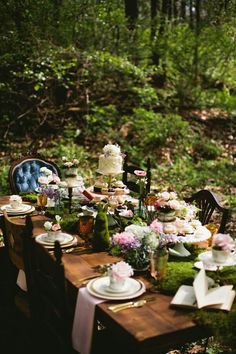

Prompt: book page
xmin=193 ymin=268 xmax=209 ymax=308
xmin=170 ymin=285 xmax=197 ymax=308
xmin=193 ymin=268 xmax=234 ymax=308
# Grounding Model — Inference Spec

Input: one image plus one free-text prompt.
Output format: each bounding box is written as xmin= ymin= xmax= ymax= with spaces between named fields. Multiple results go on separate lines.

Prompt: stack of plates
xmin=35 ymin=233 xmax=76 ymax=249
xmin=87 ymin=276 xmax=146 ymax=300
xmin=1 ymin=204 xmax=35 ymax=215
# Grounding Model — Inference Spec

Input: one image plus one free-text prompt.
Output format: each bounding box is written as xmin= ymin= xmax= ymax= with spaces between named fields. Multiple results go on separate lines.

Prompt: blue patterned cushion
xmin=12 ymin=159 xmax=58 ymax=193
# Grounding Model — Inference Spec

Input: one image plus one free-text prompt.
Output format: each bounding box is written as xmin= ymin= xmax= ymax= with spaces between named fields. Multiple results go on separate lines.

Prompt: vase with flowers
xmin=62 ymin=156 xmax=79 ymax=187
xmin=211 ymin=233 xmax=235 ymax=264
xmin=154 ymin=191 xmax=182 ymax=222
xmin=110 ymin=223 xmax=159 ymax=271
xmin=44 ymin=215 xmax=62 ymax=241
xmin=108 ymin=261 xmax=134 ymax=291
xmin=134 ymin=170 xmax=147 ymax=218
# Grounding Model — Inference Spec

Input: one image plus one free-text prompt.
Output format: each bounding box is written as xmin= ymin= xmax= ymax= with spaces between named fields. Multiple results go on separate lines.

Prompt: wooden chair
xmin=184 ymin=189 xmax=229 ymax=233
xmin=3 ymin=210 xmax=32 ymax=318
xmin=8 ymin=152 xmax=60 ymax=194
xmin=122 ymin=153 xmax=151 ymax=195
xmin=22 ymin=218 xmax=73 ymax=354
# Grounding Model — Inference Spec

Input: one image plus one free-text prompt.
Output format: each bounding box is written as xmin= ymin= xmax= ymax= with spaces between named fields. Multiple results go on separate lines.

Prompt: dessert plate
xmin=1 ymin=204 xmax=35 ymax=215
xmin=87 ymin=276 xmax=145 ymax=300
xmin=35 ymin=233 xmax=74 ymax=246
xmin=198 ymin=251 xmax=236 ymax=267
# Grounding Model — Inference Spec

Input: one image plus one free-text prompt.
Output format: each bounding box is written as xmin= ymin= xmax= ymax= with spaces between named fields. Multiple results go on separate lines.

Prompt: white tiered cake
xmin=97 ymin=144 xmax=123 ymax=175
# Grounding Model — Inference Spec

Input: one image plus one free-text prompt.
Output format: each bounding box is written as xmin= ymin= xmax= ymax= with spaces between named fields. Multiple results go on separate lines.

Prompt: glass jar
xmin=150 ymin=247 xmax=169 ymax=281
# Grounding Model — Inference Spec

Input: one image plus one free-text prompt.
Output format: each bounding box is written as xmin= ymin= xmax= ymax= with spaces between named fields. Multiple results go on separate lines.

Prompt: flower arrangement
xmin=134 ymin=170 xmax=147 ymax=217
xmin=44 ymin=215 xmax=62 ymax=233
xmin=62 ymin=156 xmax=79 ymax=177
xmin=212 ymin=233 xmax=235 ymax=252
xmin=109 ymin=261 xmax=133 ymax=281
xmin=9 ymin=195 xmax=22 ymax=208
xmin=103 ymin=144 xmax=121 ymax=156
xmin=155 ymin=191 xmax=182 ymax=213
xmin=39 ymin=186 xmax=61 ymax=203
xmin=110 ymin=224 xmax=159 ymax=270
xmin=38 ymin=167 xmax=60 ymax=185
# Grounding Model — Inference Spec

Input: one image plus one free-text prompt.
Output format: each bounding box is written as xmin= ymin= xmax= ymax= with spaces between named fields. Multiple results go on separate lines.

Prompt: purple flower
xmin=111 ymin=232 xmax=141 ymax=251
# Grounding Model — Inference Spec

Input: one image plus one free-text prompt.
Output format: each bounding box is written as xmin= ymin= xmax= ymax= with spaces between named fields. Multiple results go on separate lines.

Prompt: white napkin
xmin=16 ymin=269 xmax=27 ymax=292
xmin=72 ymin=287 xmax=105 ymax=354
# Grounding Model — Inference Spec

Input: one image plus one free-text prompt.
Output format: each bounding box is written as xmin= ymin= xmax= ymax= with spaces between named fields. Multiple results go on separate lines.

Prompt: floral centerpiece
xmin=38 ymin=167 xmax=60 ymax=186
xmin=62 ymin=156 xmax=79 ymax=176
xmin=110 ymin=223 xmax=159 ymax=270
xmin=9 ymin=195 xmax=22 ymax=209
xmin=134 ymin=170 xmax=147 ymax=217
xmin=44 ymin=215 xmax=62 ymax=240
xmin=212 ymin=233 xmax=235 ymax=251
xmin=211 ymin=233 xmax=235 ymax=263
xmin=62 ymin=156 xmax=79 ymax=187
xmin=108 ymin=261 xmax=133 ymax=291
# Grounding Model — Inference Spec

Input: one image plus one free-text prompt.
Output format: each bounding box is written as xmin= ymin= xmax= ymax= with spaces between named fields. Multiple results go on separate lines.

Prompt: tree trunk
xmin=194 ymin=0 xmax=201 ymax=85
xmin=124 ymin=0 xmax=138 ymax=30
xmin=180 ymin=0 xmax=186 ymax=19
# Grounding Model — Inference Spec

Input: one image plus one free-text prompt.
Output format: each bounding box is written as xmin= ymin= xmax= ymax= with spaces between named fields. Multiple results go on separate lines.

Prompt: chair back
xmin=22 ymin=223 xmax=71 ymax=353
xmin=3 ymin=211 xmax=34 ymax=318
xmin=122 ymin=154 xmax=151 ymax=195
xmin=184 ymin=189 xmax=229 ymax=233
xmin=3 ymin=210 xmax=26 ymax=270
xmin=8 ymin=153 xmax=60 ymax=193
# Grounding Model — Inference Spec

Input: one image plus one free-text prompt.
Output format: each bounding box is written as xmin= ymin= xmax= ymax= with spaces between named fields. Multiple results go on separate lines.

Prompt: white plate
xmin=35 ymin=235 xmax=77 ymax=249
xmin=1 ymin=204 xmax=35 ymax=215
xmin=198 ymin=251 xmax=236 ymax=267
xmin=35 ymin=233 xmax=74 ymax=246
xmin=177 ymin=230 xmax=211 ymax=244
xmin=194 ymin=261 xmax=223 ymax=272
xmin=87 ymin=276 xmax=146 ymax=300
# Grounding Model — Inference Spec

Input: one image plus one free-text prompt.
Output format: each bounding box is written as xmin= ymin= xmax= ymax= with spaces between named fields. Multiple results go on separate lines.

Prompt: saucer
xmin=1 ymin=204 xmax=35 ymax=215
xmin=87 ymin=276 xmax=145 ymax=300
xmin=35 ymin=233 xmax=74 ymax=246
xmin=198 ymin=251 xmax=236 ymax=267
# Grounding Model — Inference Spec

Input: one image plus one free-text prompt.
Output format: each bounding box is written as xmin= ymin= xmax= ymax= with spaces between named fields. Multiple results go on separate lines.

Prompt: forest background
xmin=0 ymin=1 xmax=236 ymax=353
xmin=0 ymin=0 xmax=235 ymax=227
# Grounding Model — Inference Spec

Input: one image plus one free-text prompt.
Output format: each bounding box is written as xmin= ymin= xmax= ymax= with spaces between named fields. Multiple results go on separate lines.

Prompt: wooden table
xmin=0 ymin=195 xmax=211 ymax=354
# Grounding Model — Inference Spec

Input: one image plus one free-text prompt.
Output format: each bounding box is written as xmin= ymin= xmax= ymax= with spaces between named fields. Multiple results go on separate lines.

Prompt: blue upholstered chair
xmin=8 ymin=154 xmax=60 ymax=193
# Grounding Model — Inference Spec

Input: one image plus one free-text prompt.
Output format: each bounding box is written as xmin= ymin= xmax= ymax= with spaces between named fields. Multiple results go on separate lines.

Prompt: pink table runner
xmin=72 ymin=287 xmax=105 ymax=354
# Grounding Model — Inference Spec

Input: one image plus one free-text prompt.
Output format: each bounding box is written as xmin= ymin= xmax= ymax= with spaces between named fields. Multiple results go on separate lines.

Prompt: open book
xmin=171 ymin=268 xmax=235 ymax=311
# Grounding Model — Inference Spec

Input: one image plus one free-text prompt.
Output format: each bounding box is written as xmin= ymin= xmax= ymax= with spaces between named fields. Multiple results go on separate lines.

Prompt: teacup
xmin=10 ymin=197 xmax=22 ymax=209
xmin=109 ymin=275 xmax=126 ymax=292
xmin=211 ymin=248 xmax=234 ymax=264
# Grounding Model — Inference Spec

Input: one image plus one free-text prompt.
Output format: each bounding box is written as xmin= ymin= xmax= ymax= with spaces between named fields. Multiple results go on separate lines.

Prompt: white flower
xmin=103 ymin=144 xmax=121 ymax=156
xmin=44 ymin=221 xmax=53 ymax=231
xmin=125 ymin=224 xmax=151 ymax=241
xmin=40 ymin=167 xmax=52 ymax=176
xmin=168 ymin=199 xmax=181 ymax=210
xmin=169 ymin=192 xmax=177 ymax=199
xmin=9 ymin=195 xmax=22 ymax=202
xmin=144 ymin=232 xmax=159 ymax=250
xmin=55 ymin=215 xmax=62 ymax=223
xmin=159 ymin=191 xmax=170 ymax=201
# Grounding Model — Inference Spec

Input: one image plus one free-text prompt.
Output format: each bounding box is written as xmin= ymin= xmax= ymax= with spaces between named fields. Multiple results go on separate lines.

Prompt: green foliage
xmin=92 ymin=203 xmax=110 ymax=252
xmin=193 ymin=139 xmax=223 ymax=160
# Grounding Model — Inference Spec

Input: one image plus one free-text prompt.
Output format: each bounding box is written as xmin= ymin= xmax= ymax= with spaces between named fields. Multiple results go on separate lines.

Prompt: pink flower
xmin=111 ymin=261 xmax=133 ymax=280
xmin=212 ymin=233 xmax=235 ymax=252
xmin=51 ymin=223 xmax=61 ymax=232
xmin=134 ymin=170 xmax=146 ymax=177
xmin=38 ymin=176 xmax=49 ymax=184
xmin=150 ymin=219 xmax=163 ymax=234
xmin=52 ymin=174 xmax=61 ymax=184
